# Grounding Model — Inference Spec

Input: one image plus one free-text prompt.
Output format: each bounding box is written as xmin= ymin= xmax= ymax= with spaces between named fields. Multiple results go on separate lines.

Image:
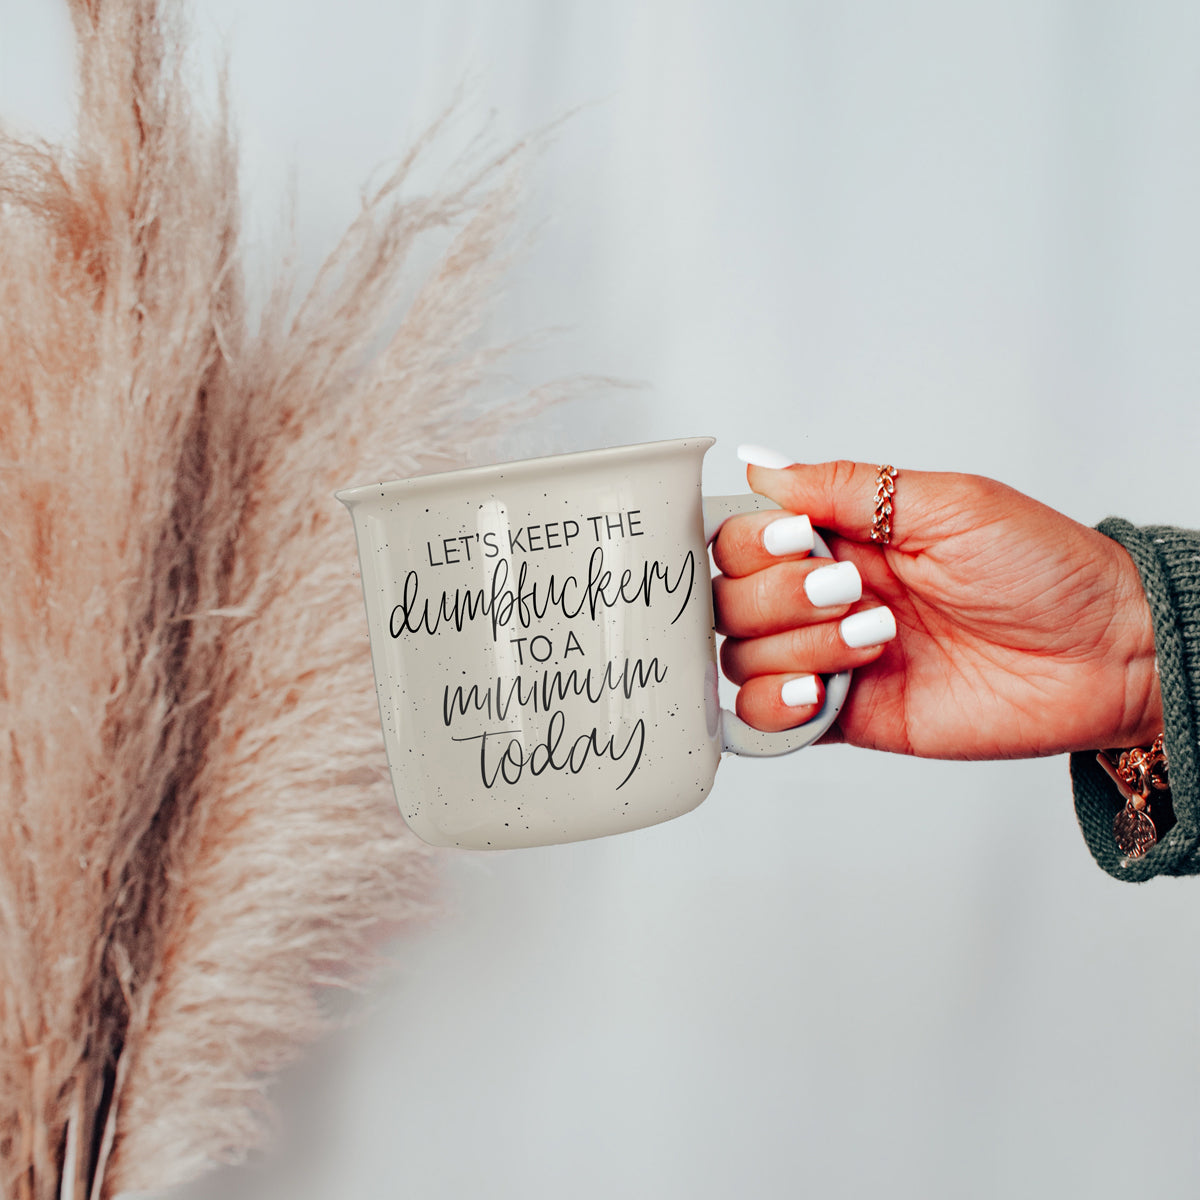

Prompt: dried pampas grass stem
xmin=0 ymin=1 xmax=531 ymax=1196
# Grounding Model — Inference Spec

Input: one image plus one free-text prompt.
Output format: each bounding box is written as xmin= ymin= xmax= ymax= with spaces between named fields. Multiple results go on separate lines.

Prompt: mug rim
xmin=334 ymin=435 xmax=716 ymax=507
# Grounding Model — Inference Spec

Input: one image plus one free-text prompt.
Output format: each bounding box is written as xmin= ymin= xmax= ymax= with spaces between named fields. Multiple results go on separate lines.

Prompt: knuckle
xmin=748 ymin=570 xmax=777 ymax=632
xmin=712 ymin=572 xmax=772 ymax=637
xmin=711 ymin=574 xmax=733 ymax=632
xmin=719 ymin=637 xmax=748 ymax=684
xmin=827 ymin=459 xmax=861 ymax=493
xmin=825 ymin=459 xmax=863 ymax=517
xmin=786 ymin=625 xmax=815 ymax=663
xmin=817 ymin=616 xmax=843 ymax=655
xmin=734 ymin=683 xmax=763 ymax=729
xmin=967 ymin=472 xmax=1007 ymax=508
xmin=943 ymin=471 xmax=1000 ymax=527
xmin=712 ymin=516 xmax=761 ymax=575
xmin=710 ymin=527 xmax=733 ymax=573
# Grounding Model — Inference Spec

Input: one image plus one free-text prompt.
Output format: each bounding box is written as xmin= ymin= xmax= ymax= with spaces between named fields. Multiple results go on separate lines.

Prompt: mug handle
xmin=703 ymin=494 xmax=853 ymax=757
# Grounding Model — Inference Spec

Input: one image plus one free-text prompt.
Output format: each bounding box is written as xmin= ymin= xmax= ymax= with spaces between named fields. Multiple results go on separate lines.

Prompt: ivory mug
xmin=337 ymin=437 xmax=850 ymax=849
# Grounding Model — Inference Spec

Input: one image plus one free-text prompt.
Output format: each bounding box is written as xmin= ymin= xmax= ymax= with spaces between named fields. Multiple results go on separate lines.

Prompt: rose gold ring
xmin=870 ymin=466 xmax=898 ymax=545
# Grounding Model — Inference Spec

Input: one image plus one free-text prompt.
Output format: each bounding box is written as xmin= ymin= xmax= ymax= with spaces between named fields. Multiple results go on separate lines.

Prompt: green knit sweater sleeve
xmin=1070 ymin=519 xmax=1200 ymax=881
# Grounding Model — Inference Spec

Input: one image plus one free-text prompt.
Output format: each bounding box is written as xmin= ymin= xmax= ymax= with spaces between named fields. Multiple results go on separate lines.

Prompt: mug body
xmin=339 ymin=438 xmax=722 ymax=849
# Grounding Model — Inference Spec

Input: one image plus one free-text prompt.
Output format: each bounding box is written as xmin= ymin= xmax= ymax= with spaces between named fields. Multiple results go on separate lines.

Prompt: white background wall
xmin=4 ymin=3 xmax=1200 ymax=1197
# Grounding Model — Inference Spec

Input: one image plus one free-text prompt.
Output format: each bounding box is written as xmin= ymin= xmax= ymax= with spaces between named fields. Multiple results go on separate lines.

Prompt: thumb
xmin=736 ymin=448 xmax=955 ymax=551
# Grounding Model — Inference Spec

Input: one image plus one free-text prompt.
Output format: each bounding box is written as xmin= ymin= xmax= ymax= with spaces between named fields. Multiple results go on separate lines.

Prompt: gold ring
xmin=870 ymin=466 xmax=898 ymax=545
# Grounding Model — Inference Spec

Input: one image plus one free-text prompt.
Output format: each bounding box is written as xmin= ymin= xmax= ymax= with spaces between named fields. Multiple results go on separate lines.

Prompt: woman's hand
xmin=712 ymin=456 xmax=1162 ymax=759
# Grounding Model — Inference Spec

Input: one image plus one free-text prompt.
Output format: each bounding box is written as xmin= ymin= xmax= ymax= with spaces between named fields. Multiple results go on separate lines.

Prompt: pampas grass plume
xmin=0 ymin=1 xmax=531 ymax=1195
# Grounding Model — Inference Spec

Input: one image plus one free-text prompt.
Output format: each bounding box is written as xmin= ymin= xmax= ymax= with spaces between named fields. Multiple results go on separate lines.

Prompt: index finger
xmin=711 ymin=510 xmax=816 ymax=579
xmin=737 ymin=448 xmax=950 ymax=551
xmin=736 ymin=451 xmax=907 ymax=546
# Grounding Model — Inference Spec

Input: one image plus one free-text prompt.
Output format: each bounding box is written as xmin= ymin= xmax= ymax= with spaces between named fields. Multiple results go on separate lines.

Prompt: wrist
xmin=1106 ymin=542 xmax=1163 ymax=750
xmin=1071 ymin=519 xmax=1200 ymax=881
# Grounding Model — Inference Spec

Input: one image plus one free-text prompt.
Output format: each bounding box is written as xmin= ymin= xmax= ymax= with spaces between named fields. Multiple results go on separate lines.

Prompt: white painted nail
xmin=840 ymin=607 xmax=897 ymax=649
xmin=804 ymin=561 xmax=862 ymax=608
xmin=781 ymin=674 xmax=820 ymax=708
xmin=737 ymin=444 xmax=795 ymax=470
xmin=763 ymin=514 xmax=814 ymax=556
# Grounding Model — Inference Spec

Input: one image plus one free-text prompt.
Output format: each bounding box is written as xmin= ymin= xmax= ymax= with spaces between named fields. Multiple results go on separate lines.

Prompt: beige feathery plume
xmin=0 ymin=2 xmax=532 ymax=1196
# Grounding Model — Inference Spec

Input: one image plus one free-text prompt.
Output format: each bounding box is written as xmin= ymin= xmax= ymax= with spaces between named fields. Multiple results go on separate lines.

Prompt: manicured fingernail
xmin=763 ymin=514 xmax=814 ymax=556
xmin=781 ymin=674 xmax=820 ymax=708
xmin=737 ymin=444 xmax=795 ymax=470
xmin=840 ymin=606 xmax=897 ymax=649
xmin=804 ymin=561 xmax=862 ymax=608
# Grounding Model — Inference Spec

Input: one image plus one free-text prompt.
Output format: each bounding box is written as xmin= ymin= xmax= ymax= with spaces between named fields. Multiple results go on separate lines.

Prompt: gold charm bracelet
xmin=1097 ymin=734 xmax=1170 ymax=861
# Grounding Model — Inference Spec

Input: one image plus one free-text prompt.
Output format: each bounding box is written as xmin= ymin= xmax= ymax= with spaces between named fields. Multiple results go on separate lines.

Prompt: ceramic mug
xmin=337 ymin=437 xmax=851 ymax=849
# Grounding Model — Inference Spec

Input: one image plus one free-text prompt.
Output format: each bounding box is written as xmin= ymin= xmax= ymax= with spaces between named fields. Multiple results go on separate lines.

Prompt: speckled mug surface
xmin=338 ymin=437 xmax=850 ymax=849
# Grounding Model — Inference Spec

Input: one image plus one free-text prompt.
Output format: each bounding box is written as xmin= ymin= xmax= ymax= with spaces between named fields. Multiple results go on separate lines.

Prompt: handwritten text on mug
xmin=388 ymin=509 xmax=695 ymax=792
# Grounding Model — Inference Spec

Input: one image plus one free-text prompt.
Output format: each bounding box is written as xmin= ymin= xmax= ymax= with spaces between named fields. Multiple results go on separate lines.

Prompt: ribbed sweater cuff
xmin=1070 ymin=519 xmax=1200 ymax=881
